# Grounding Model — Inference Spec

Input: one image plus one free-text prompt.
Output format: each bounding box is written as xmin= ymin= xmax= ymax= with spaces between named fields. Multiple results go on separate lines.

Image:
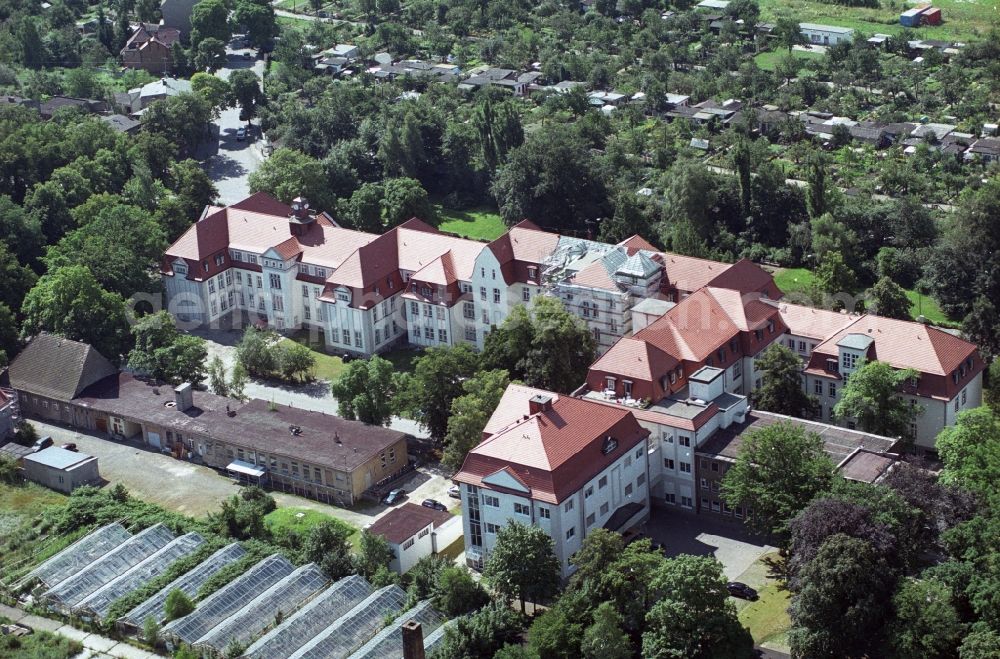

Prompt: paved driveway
xmin=199 ymin=47 xmax=266 ymax=205
xmin=642 ymin=506 xmax=777 ymax=580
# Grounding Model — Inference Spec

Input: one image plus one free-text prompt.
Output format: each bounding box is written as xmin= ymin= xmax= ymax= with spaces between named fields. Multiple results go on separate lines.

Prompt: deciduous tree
xmin=892 ymin=578 xmax=965 ymax=659
xmin=753 ymin=343 xmax=819 ymax=418
xmin=721 ymin=421 xmax=834 ymax=536
xmin=329 ymin=355 xmax=398 ymax=426
xmin=396 ymin=344 xmax=479 ymax=440
xmin=834 ymin=360 xmax=920 ymax=438
xmin=866 ymin=276 xmax=912 ymax=320
xmin=483 ymin=521 xmax=561 ymax=613
xmin=127 ymin=311 xmax=208 ymax=384
xmin=303 ymin=520 xmax=354 ymax=579
xmin=442 ymin=369 xmax=509 ymax=471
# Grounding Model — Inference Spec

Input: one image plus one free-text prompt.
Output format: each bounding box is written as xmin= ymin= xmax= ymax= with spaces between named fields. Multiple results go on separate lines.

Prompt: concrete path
xmin=0 ymin=603 xmax=159 ymax=659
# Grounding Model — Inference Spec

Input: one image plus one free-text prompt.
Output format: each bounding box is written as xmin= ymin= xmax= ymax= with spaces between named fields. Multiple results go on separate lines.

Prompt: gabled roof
xmin=773 ymin=302 xmax=857 ymax=341
xmin=365 ymin=503 xmax=451 ymax=545
xmin=810 ymin=315 xmax=979 ymax=377
xmin=589 ymin=337 xmax=679 ymax=381
xmin=456 ymin=389 xmax=649 ymax=504
xmin=7 ymin=334 xmax=117 ymax=402
xmin=483 ymin=384 xmax=561 ymax=436
xmin=659 ymin=252 xmax=730 ymax=293
xmin=618 ymin=235 xmax=659 ymax=255
xmin=487 ymin=220 xmax=560 ymax=267
xmin=706 ymin=259 xmax=778 ymax=296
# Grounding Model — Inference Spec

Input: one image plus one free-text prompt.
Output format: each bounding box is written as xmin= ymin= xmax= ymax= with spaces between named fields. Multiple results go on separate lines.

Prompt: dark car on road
xmin=727 ymin=582 xmax=758 ymax=600
xmin=422 ymin=499 xmax=447 ymax=511
xmin=382 ymin=489 xmax=406 ymax=505
xmin=31 ymin=436 xmax=53 ymax=453
xmin=60 ymin=443 xmax=78 ymax=452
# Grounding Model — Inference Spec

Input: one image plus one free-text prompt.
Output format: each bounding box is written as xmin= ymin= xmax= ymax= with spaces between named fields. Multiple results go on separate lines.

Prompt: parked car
xmin=31 ymin=436 xmax=53 ymax=452
xmin=727 ymin=582 xmax=758 ymax=600
xmin=447 ymin=485 xmax=461 ymax=498
xmin=236 ymin=127 xmax=247 ymax=141
xmin=422 ymin=498 xmax=447 ymax=511
xmin=60 ymin=443 xmax=78 ymax=452
xmin=382 ymin=489 xmax=406 ymax=505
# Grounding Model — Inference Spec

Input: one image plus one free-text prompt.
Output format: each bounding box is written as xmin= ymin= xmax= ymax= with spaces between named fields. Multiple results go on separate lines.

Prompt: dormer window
xmin=202 ymin=260 xmax=209 ymax=272
xmin=717 ymin=348 xmax=726 ymax=362
xmin=215 ymin=254 xmax=224 ymax=266
xmin=767 ymin=319 xmax=775 ymax=334
xmin=174 ymin=261 xmax=188 ymax=275
xmin=316 ymin=268 xmax=326 ymax=278
xmin=528 ymin=266 xmax=538 ymax=280
xmin=336 ymin=291 xmax=350 ymax=302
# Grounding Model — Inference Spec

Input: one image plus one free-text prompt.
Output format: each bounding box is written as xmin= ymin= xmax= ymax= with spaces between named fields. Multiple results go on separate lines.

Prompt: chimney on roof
xmin=528 ymin=394 xmax=553 ymax=415
xmin=174 ymin=383 xmax=193 ymax=412
xmin=288 ymin=196 xmax=315 ymax=237
xmin=401 ymin=620 xmax=425 ymax=659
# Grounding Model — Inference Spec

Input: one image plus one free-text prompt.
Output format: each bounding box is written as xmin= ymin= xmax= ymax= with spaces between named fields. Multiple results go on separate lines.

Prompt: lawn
xmin=281 ymin=336 xmax=346 ymax=382
xmin=738 ymin=582 xmax=793 ymax=647
xmin=772 ymin=267 xmax=954 ymax=325
xmin=754 ymin=48 xmax=825 ymax=72
xmin=0 ymin=482 xmax=65 ymax=536
xmin=758 ymin=0 xmax=996 ymax=42
xmin=264 ymin=507 xmax=362 ymax=550
xmin=436 ymin=205 xmax=507 ymax=241
xmin=0 ymin=617 xmax=83 ymax=659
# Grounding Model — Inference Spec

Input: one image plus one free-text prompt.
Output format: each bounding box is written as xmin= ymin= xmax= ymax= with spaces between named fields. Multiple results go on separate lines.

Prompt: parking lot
xmin=641 ymin=506 xmax=777 ymax=580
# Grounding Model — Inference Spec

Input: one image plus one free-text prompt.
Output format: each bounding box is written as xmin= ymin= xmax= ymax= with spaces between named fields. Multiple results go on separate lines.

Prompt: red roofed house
xmin=802 ymin=314 xmax=984 ymax=448
xmin=454 ymin=385 xmax=651 ymax=577
xmin=120 ymin=24 xmax=180 ymax=75
xmin=365 ymin=502 xmax=462 ymax=573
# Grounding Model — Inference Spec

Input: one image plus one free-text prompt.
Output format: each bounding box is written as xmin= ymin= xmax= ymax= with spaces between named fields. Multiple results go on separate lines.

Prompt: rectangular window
xmin=465 ymin=326 xmax=476 ymax=341
xmin=273 ymin=295 xmax=284 ymax=311
xmin=424 ymin=326 xmax=433 ymax=339
xmin=484 ymin=495 xmax=500 ymax=507
xmin=538 ymin=507 xmax=550 ymax=519
xmin=586 ymin=513 xmax=596 ymax=526
xmin=962 ymin=389 xmax=967 ymax=405
xmin=486 ymin=523 xmax=500 ymax=534
xmin=711 ymin=462 xmax=719 ymax=472
xmin=256 ymin=275 xmax=263 ymax=288
xmin=480 ymin=287 xmax=487 ymax=301
xmin=678 ymin=436 xmax=691 ymax=447
xmin=565 ymin=527 xmax=575 ymax=539
xmin=711 ymin=480 xmax=720 ymax=492
xmin=638 ymin=473 xmax=646 ymax=486
xmin=235 ymin=270 xmax=242 ymax=283
xmin=463 ymin=302 xmax=475 ymax=319
xmin=828 ymin=383 xmax=837 ymax=398
xmin=438 ymin=329 xmax=447 ymax=343
xmin=681 ymin=496 xmax=693 ymax=508
xmin=225 ymin=270 xmax=232 ymax=286
xmin=493 ymin=288 xmax=501 ymax=303
xmin=600 ymin=502 xmax=609 ymax=514
xmin=664 ymin=458 xmax=675 ymax=470
xmin=354 ymin=331 xmax=362 ymax=347
xmin=665 ymin=493 xmax=676 ymax=504
xmin=269 ymin=273 xmax=282 ymax=289
xmin=436 ymin=307 xmax=445 ymax=321
xmin=215 ymin=254 xmax=224 ymax=266
xmin=302 ymin=284 xmax=309 ymax=298
xmin=584 ymin=486 xmax=593 ymax=499
xmin=375 ymin=328 xmax=381 ymax=344
xmin=208 ymin=279 xmax=216 ymax=294
xmin=564 ymin=499 xmax=574 ymax=512
xmin=522 ymin=288 xmax=530 ymax=302
xmin=599 ymin=476 xmax=608 ymax=489
xmin=514 ymin=502 xmax=530 ymax=515
xmin=679 ymin=461 xmax=691 ymax=473
xmin=625 ymin=483 xmax=633 ymax=496
xmin=701 ymin=478 xmax=709 ymax=490
xmin=342 ymin=329 xmax=350 ymax=344
xmin=814 ymin=380 xmax=823 ymax=395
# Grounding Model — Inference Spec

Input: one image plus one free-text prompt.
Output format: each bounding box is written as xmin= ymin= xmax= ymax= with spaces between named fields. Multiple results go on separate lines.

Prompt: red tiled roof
xmin=774 ymin=302 xmax=857 ymax=341
xmin=455 ymin=389 xmax=649 ymax=504
xmin=589 ymin=338 xmax=678 ymax=382
xmin=707 ymin=259 xmax=780 ymax=297
xmin=618 ymin=235 xmax=659 ymax=255
xmin=569 ymin=260 xmax=621 ymax=291
xmin=366 ymin=503 xmax=452 ymax=545
xmin=659 ymin=253 xmax=730 ymax=294
xmin=483 ymin=384 xmax=561 ymax=436
xmin=488 ymin=221 xmax=560 ymax=265
xmin=230 ymin=191 xmax=293 ymax=216
xmin=809 ymin=315 xmax=980 ymax=377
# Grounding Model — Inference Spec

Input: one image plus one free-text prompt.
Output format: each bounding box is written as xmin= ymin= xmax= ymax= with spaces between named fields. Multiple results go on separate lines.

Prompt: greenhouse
xmin=72 ymin=532 xmax=206 ymax=621
xmin=287 ymin=585 xmax=409 ymax=659
xmin=347 ymin=600 xmax=445 ymax=659
xmin=19 ymin=523 xmax=131 ymax=591
xmin=191 ymin=563 xmax=328 ymax=654
xmin=422 ymin=618 xmax=456 ymax=656
xmin=242 ymin=575 xmax=374 ymax=659
xmin=41 ymin=524 xmax=175 ymax=613
xmin=118 ymin=543 xmax=246 ymax=635
xmin=162 ymin=553 xmax=295 ymax=644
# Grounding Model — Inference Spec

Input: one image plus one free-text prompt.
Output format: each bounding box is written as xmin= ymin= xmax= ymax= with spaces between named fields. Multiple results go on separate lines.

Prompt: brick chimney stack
xmin=289 ymin=196 xmax=315 ymax=236
xmin=528 ymin=394 xmax=553 ymax=415
xmin=401 ymin=620 xmax=425 ymax=659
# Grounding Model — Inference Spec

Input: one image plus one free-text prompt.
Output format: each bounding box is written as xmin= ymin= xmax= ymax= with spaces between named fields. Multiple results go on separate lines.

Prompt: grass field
xmin=0 ymin=482 xmax=65 ymax=536
xmin=264 ymin=507 xmax=362 ymax=550
xmin=754 ymin=48 xmax=825 ymax=72
xmin=281 ymin=337 xmax=347 ymax=382
xmin=436 ymin=205 xmax=507 ymax=241
xmin=738 ymin=583 xmax=793 ymax=647
xmin=772 ymin=267 xmax=952 ymax=324
xmin=758 ymin=0 xmax=997 ymax=42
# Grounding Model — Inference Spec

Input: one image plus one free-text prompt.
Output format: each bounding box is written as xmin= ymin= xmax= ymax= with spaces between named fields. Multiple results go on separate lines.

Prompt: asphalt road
xmin=200 ymin=46 xmax=266 ymax=205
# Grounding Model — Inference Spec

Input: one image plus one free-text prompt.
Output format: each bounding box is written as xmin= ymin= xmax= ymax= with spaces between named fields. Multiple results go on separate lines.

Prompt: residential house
xmin=459 ymin=68 xmax=531 ymax=96
xmin=121 ymin=24 xmax=180 ymax=75
xmin=101 ymin=114 xmax=141 ymax=135
xmin=694 ymin=410 xmax=900 ymax=520
xmin=365 ymin=503 xmax=462 ymax=573
xmin=454 ymin=386 xmax=651 ymax=577
xmin=114 ymin=77 xmax=192 ymax=115
xmin=799 ymin=23 xmax=854 ymax=45
xmin=966 ymin=137 xmax=1000 ymax=163
xmin=38 ymin=96 xmax=107 ymax=120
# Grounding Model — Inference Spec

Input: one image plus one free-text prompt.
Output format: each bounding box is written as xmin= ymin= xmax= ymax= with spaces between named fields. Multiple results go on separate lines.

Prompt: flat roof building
xmin=23 ymin=446 xmax=100 ymax=494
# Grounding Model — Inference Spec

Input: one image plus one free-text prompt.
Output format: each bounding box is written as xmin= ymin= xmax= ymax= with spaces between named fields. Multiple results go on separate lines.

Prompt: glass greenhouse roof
xmin=288 ymin=585 xmax=408 ymax=659
xmin=23 ymin=523 xmax=131 ymax=589
xmin=347 ymin=600 xmax=445 ymax=659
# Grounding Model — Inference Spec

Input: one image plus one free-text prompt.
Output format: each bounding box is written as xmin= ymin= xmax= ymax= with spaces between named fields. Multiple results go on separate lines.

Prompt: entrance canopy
xmin=227 ymin=460 xmax=266 ymax=478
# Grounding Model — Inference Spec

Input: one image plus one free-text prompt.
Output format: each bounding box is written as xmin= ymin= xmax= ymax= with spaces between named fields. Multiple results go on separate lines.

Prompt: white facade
xmin=388 ymin=515 xmax=464 ymax=574
xmin=462 ymin=445 xmax=650 ymax=578
xmin=799 ymin=23 xmax=855 ymax=45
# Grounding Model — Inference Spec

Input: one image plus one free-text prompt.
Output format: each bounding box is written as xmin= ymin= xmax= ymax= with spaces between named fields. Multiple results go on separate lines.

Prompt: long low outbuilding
xmin=5 ymin=334 xmax=410 ymax=506
xmin=23 ymin=446 xmax=100 ymax=494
